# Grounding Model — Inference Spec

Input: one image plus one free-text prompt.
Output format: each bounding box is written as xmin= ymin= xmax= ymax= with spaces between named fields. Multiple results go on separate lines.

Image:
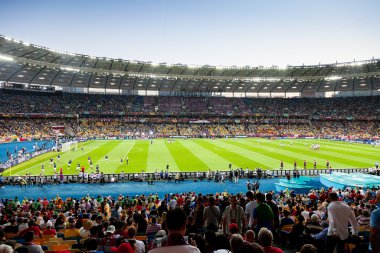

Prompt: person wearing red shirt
xmin=42 ymin=197 xmax=49 ymax=208
xmin=18 ymin=220 xmax=43 ymax=239
xmin=42 ymin=221 xmax=57 ymax=236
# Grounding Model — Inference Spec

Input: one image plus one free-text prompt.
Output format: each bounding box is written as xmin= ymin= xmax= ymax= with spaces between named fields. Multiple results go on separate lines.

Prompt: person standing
xmin=370 ymin=190 xmax=380 ymax=253
xmin=203 ymin=197 xmax=220 ymax=232
xmin=245 ymin=191 xmax=257 ymax=230
xmin=326 ymin=192 xmax=358 ymax=253
xmin=223 ymin=195 xmax=245 ymax=235
xmin=149 ymin=208 xmax=201 ymax=253
xmin=252 ymin=193 xmax=274 ymax=234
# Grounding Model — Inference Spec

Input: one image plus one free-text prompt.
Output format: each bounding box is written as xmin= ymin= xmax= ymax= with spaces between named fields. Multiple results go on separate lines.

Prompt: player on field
xmin=57 ymin=155 xmax=60 ymax=162
xmin=68 ymin=159 xmax=72 ymax=168
xmin=90 ymin=160 xmax=93 ymax=169
xmin=280 ymin=160 xmax=284 ymax=170
xmin=313 ymin=160 xmax=317 ymax=169
xmin=76 ymin=163 xmax=80 ymax=172
xmin=105 ymin=155 xmax=108 ymax=161
xmin=126 ymin=156 xmax=129 ymax=165
xmin=303 ymin=160 xmax=307 ymax=170
xmin=120 ymin=158 xmax=123 ymax=164
xmin=326 ymin=160 xmax=330 ymax=169
xmin=294 ymin=161 xmax=297 ymax=170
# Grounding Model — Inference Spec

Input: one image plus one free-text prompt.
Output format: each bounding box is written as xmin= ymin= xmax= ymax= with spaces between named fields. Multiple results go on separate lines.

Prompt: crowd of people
xmin=0 ymin=119 xmax=379 ymax=141
xmin=0 ymin=184 xmax=379 ymax=253
xmin=0 ymin=89 xmax=379 ymax=118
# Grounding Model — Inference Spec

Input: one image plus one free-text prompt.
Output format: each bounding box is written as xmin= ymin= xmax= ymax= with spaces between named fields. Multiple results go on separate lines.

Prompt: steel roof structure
xmin=0 ymin=34 xmax=380 ymax=94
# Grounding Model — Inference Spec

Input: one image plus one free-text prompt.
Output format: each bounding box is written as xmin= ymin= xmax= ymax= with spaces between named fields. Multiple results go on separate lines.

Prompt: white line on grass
xmin=122 ymin=142 xmax=136 ymax=160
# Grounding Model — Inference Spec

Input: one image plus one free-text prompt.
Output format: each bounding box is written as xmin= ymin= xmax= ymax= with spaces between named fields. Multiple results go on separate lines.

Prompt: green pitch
xmin=3 ymin=138 xmax=379 ymax=176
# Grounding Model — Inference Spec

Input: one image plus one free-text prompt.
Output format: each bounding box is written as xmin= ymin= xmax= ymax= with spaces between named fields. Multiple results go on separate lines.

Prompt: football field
xmin=3 ymin=138 xmax=379 ymax=176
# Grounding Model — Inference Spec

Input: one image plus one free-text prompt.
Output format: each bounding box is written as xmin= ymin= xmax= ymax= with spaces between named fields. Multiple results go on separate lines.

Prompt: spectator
xmin=22 ymin=231 xmax=44 ymax=253
xmin=42 ymin=222 xmax=56 ymax=236
xmin=203 ymin=197 xmax=220 ymax=232
xmin=149 ymin=207 xmax=200 ymax=252
xmin=370 ymin=190 xmax=380 ymax=253
xmin=258 ymin=227 xmax=283 ymax=253
xmin=146 ymin=216 xmax=161 ymax=236
xmin=223 ymin=196 xmax=245 ymax=235
xmin=229 ymin=234 xmax=244 ymax=253
xmin=245 ymin=191 xmax=257 ymax=230
xmin=299 ymin=244 xmax=317 ymax=253
xmin=245 ymin=229 xmax=256 ymax=244
xmin=326 ymin=192 xmax=358 ymax=253
xmin=253 ymin=193 xmax=274 ymax=233
xmin=127 ymin=227 xmax=145 ymax=253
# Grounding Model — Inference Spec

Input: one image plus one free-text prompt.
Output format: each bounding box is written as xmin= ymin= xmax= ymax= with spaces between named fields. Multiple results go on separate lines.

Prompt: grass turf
xmin=2 ymin=138 xmax=379 ymax=176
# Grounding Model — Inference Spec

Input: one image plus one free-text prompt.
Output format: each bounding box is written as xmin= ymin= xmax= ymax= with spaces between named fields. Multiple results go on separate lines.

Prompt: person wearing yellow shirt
xmin=64 ymin=218 xmax=81 ymax=239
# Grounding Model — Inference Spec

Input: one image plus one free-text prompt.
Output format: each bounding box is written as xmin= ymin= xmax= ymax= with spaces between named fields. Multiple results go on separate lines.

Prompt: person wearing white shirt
xmin=245 ymin=191 xmax=257 ymax=229
xmin=326 ymin=192 xmax=358 ymax=253
xmin=168 ymin=196 xmax=177 ymax=210
xmin=127 ymin=226 xmax=145 ymax=253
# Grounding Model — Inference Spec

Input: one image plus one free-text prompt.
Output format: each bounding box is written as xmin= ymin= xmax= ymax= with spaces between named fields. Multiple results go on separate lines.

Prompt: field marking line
xmin=122 ymin=142 xmax=136 ymax=160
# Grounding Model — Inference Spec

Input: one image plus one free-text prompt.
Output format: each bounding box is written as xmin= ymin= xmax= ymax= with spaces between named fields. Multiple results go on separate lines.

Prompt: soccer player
xmin=89 ymin=160 xmax=93 ymax=169
xmin=294 ymin=161 xmax=297 ymax=170
xmin=303 ymin=160 xmax=307 ymax=170
xmin=280 ymin=160 xmax=284 ymax=170
xmin=126 ymin=156 xmax=129 ymax=165
xmin=57 ymin=155 xmax=60 ymax=162
xmin=76 ymin=163 xmax=80 ymax=172
xmin=120 ymin=158 xmax=123 ymax=164
xmin=88 ymin=156 xmax=91 ymax=163
xmin=326 ymin=160 xmax=330 ymax=169
xmin=313 ymin=160 xmax=317 ymax=169
xmin=105 ymin=155 xmax=108 ymax=161
xmin=68 ymin=159 xmax=72 ymax=168
xmin=53 ymin=162 xmax=57 ymax=172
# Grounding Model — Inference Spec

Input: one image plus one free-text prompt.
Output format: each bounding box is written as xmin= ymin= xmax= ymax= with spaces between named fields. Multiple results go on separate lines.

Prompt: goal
xmin=62 ymin=141 xmax=78 ymax=152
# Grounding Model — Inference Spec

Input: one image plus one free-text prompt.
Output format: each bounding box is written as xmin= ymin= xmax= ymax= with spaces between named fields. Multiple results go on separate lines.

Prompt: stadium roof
xmin=0 ymin=34 xmax=380 ymax=94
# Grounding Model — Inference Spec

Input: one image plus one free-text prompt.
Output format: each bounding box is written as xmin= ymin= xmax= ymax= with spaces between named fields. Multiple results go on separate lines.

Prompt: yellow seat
xmin=33 ymin=239 xmax=46 ymax=245
xmin=43 ymin=241 xmax=60 ymax=250
xmin=62 ymin=240 xmax=77 ymax=249
xmin=281 ymin=224 xmax=294 ymax=233
xmin=49 ymin=237 xmax=64 ymax=242
xmin=43 ymin=234 xmax=57 ymax=240
xmin=135 ymin=235 xmax=148 ymax=241
xmin=52 ymin=244 xmax=70 ymax=251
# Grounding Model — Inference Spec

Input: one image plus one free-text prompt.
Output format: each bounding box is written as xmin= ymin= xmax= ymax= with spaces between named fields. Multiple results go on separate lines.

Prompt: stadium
xmin=0 ymin=1 xmax=380 ymax=253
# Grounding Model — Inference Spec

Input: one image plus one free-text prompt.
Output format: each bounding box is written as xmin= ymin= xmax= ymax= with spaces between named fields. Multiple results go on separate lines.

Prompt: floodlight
xmin=0 ymin=54 xmax=14 ymax=62
xmin=325 ymin=76 xmax=342 ymax=81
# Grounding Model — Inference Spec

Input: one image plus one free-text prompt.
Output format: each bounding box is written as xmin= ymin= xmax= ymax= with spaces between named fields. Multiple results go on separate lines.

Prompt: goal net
xmin=62 ymin=141 xmax=78 ymax=152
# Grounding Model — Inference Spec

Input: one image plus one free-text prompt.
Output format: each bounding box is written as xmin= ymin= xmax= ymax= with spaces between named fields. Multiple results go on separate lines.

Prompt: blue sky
xmin=0 ymin=0 xmax=379 ymax=67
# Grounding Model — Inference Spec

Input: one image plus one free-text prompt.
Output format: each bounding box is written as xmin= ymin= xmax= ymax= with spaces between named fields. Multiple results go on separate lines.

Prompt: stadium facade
xmin=0 ymin=34 xmax=380 ymax=98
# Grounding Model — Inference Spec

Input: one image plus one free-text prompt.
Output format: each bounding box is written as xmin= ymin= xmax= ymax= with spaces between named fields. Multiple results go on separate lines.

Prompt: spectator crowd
xmin=0 ymin=184 xmax=379 ymax=253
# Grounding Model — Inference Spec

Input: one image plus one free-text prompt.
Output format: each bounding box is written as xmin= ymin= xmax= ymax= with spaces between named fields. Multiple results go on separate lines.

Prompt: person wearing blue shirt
xmin=370 ymin=190 xmax=380 ymax=253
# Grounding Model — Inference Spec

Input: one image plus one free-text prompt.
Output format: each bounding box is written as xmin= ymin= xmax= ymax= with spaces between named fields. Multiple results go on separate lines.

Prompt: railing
xmin=0 ymin=167 xmax=370 ymax=185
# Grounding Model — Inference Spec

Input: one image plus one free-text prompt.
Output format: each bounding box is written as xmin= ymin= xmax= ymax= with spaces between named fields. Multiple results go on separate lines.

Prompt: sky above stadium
xmin=0 ymin=0 xmax=379 ymax=68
